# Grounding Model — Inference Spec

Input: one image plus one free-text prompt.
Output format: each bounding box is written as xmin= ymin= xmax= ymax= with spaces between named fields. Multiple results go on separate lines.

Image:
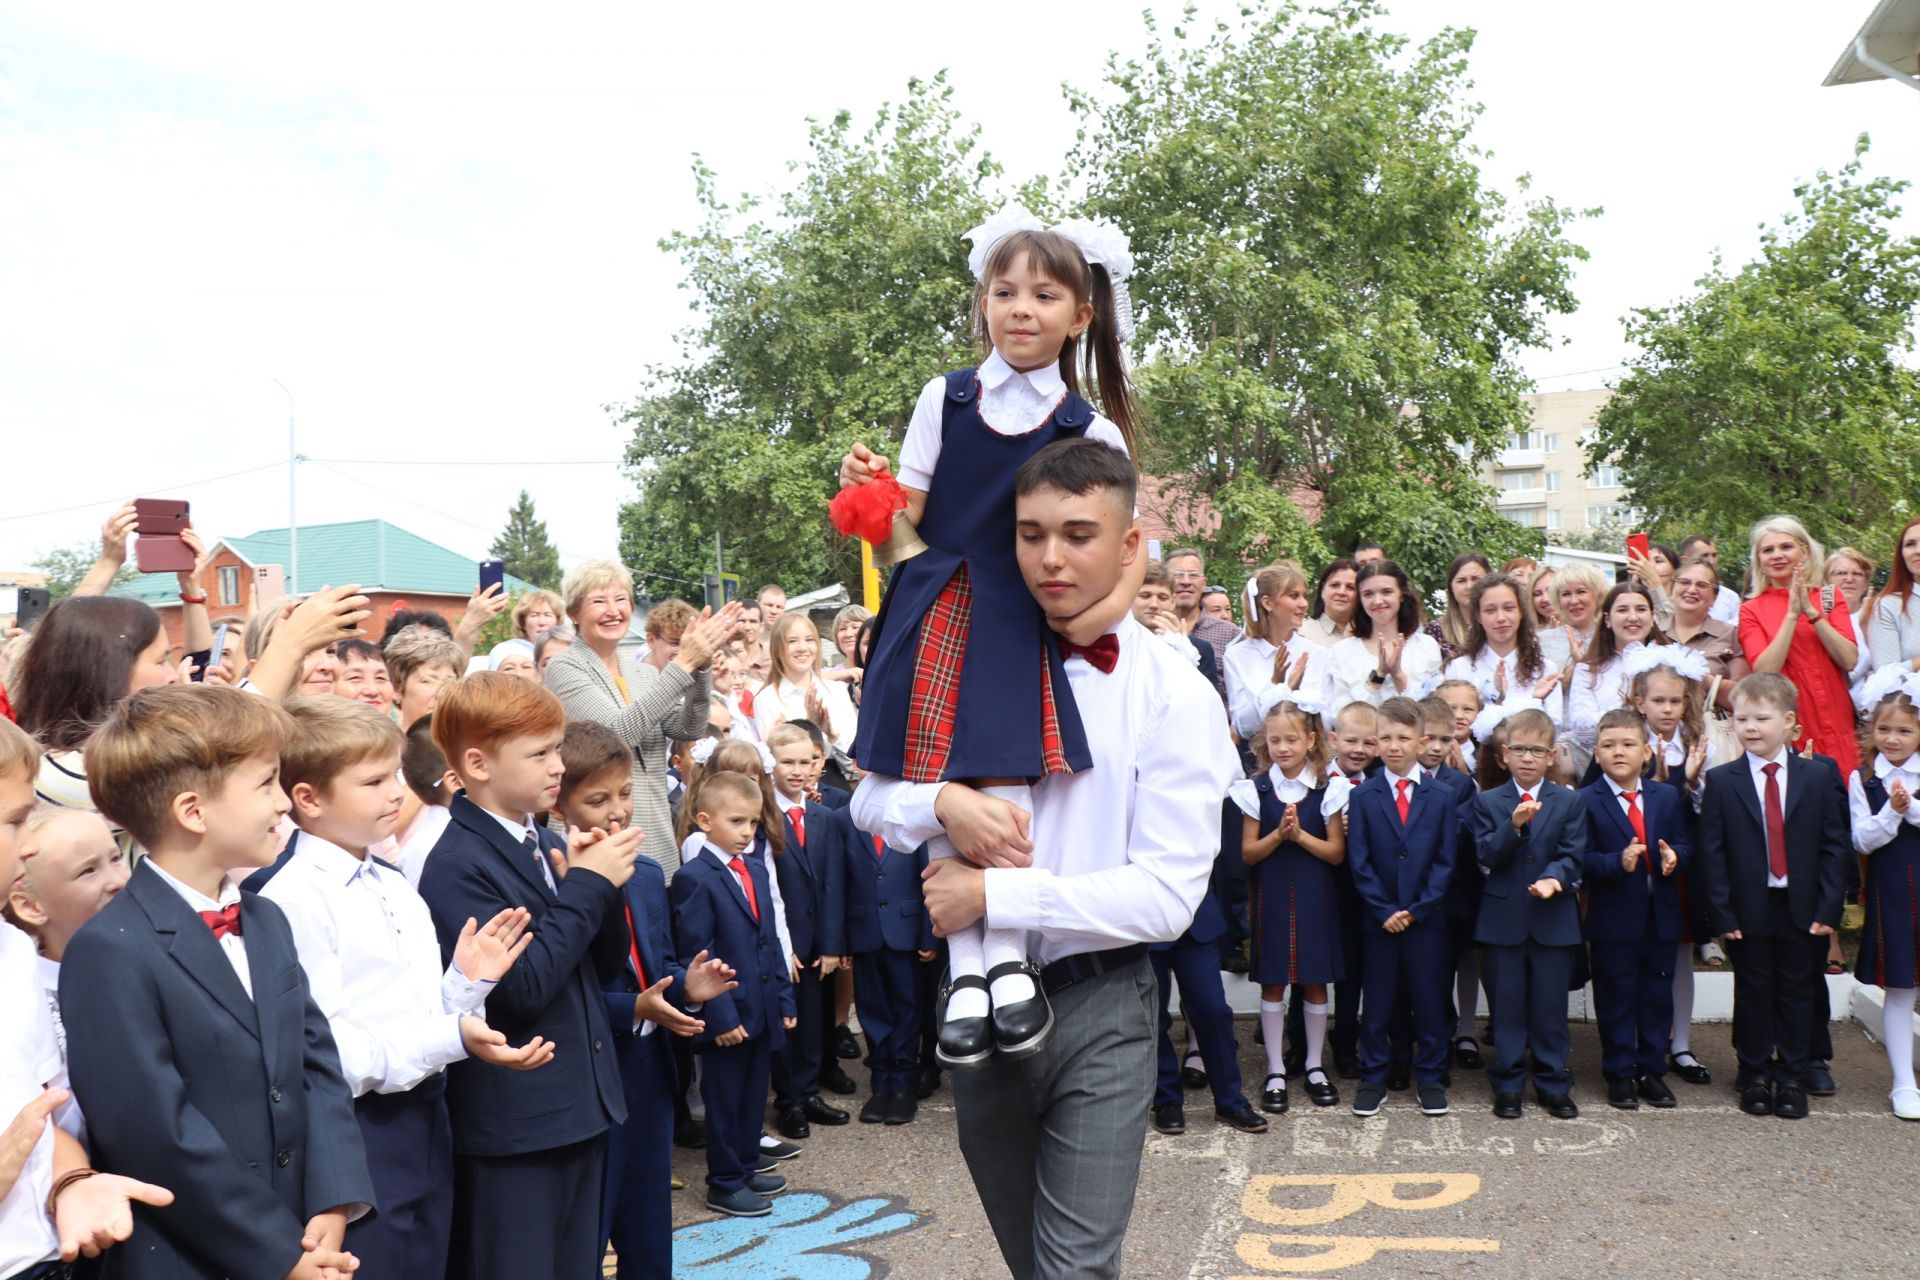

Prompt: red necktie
xmin=728 ymin=856 xmax=761 ymax=922
xmin=200 ymin=903 xmax=243 ymax=940
xmin=1061 ymin=634 xmax=1120 ymax=673
xmin=1395 ymin=778 xmax=1412 ymax=825
xmin=788 ymin=807 xmax=806 ymax=848
xmin=623 ymin=901 xmax=649 ymax=988
xmin=738 ymin=688 xmax=755 ymax=718
xmin=1763 ymin=762 xmax=1788 ymax=880
xmin=1519 ymin=792 xmax=1533 ymax=806
xmin=873 ymin=834 xmax=886 ymax=863
xmin=1350 ymin=774 xmax=1364 ymax=785
xmin=1622 ymin=790 xmax=1647 ymax=845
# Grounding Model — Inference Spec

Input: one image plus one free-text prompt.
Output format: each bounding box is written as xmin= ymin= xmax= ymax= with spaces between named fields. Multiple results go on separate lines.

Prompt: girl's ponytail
xmin=1078 ymin=263 xmax=1138 ymax=456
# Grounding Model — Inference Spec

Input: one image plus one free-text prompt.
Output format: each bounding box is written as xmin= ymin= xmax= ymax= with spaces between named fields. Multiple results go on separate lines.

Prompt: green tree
xmin=616 ymin=74 xmax=998 ymax=598
xmin=1591 ymin=138 xmax=1920 ymax=559
xmin=490 ymin=490 xmax=560 ymax=590
xmin=1068 ymin=0 xmax=1584 ymax=591
xmin=32 ymin=543 xmax=132 ymax=601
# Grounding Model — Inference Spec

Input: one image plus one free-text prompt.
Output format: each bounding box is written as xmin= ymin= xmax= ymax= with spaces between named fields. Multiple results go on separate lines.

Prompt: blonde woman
xmin=511 ymin=588 xmax=565 ymax=642
xmin=1222 ymin=563 xmax=1331 ymax=740
xmin=1738 ymin=514 xmax=1859 ymax=780
xmin=822 ymin=604 xmax=874 ymax=697
xmin=1540 ymin=563 xmax=1608 ymax=672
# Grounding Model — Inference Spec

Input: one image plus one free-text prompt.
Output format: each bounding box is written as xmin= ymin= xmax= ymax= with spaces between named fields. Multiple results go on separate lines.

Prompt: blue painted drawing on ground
xmin=673 ymin=1192 xmax=922 ymax=1279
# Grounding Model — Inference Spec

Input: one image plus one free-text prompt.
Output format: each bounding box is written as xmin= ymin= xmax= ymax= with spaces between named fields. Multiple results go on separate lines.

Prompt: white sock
xmin=1671 ymin=944 xmax=1695 ymax=1056
xmin=1303 ymin=1002 xmax=1330 ymax=1073
xmin=977 ymin=786 xmax=1037 ymax=1010
xmin=1454 ymin=955 xmax=1480 ymax=1039
xmin=1886 ymin=987 xmax=1918 ymax=1092
xmin=1260 ymin=1000 xmax=1288 ymax=1083
xmin=931 ymin=831 xmax=992 ymax=1022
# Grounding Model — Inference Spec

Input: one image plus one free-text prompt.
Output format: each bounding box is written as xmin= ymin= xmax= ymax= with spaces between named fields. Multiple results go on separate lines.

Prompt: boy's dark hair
xmin=1013 ymin=437 xmax=1138 ymax=511
xmin=1376 ymin=697 xmax=1424 ymax=731
xmin=559 ymin=721 xmax=634 ymax=799
xmin=787 ymin=718 xmax=829 ymax=756
xmin=402 ymin=716 xmax=453 ymax=806
xmin=381 ymin=608 xmax=453 ymax=649
xmin=334 ymin=637 xmax=385 ymax=666
xmin=1595 ymin=707 xmax=1647 ymax=741
xmin=14 ymin=596 xmax=164 ymax=752
xmin=1353 ymin=540 xmax=1386 ymax=560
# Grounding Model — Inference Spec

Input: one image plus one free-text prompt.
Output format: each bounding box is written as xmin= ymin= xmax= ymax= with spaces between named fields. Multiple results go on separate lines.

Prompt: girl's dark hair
xmin=1439 ymin=552 xmax=1492 ymax=649
xmin=1474 ymin=721 xmax=1512 ymax=790
xmin=1310 ymin=557 xmax=1358 ymax=621
xmin=381 ymin=608 xmax=454 ymax=650
xmin=14 ymin=596 xmax=163 ymax=752
xmin=976 ymin=229 xmax=1138 ymax=454
xmin=1881 ymin=516 xmax=1920 ymax=619
xmin=1580 ymin=581 xmax=1672 ymax=674
xmin=1351 ymin=560 xmax=1423 ymax=639
xmin=1462 ymin=574 xmax=1544 ymax=683
xmin=1650 ymin=543 xmax=1681 ymax=576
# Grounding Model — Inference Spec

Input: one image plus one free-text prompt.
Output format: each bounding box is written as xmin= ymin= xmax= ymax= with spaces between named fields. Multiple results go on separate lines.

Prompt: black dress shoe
xmin=1774 ymin=1085 xmax=1809 ymax=1120
xmin=1334 ymin=1054 xmax=1361 ymax=1080
xmin=1387 ymin=1063 xmax=1412 ymax=1092
xmin=1739 ymin=1083 xmax=1774 ymax=1116
xmin=1151 ymin=1102 xmax=1187 ymax=1135
xmin=859 ymin=1092 xmax=894 ymax=1124
xmin=987 ymin=962 xmax=1053 ymax=1058
xmin=1282 ymin=1054 xmax=1306 ymax=1080
xmin=820 ymin=1063 xmax=859 ymax=1096
xmin=935 ymin=975 xmax=994 ymax=1069
xmin=774 ymin=1107 xmax=811 ymax=1141
xmin=914 ymin=1065 xmax=943 ymax=1100
xmin=1669 ymin=1053 xmax=1712 ymax=1086
xmin=1222 ymin=944 xmax=1250 ymax=974
xmin=1606 ymin=1077 xmax=1641 ymax=1111
xmin=1453 ymin=1038 xmax=1485 ymax=1070
xmin=1539 ymin=1092 xmax=1579 ymax=1120
xmin=1492 ymin=1092 xmax=1523 ymax=1119
xmin=674 ymin=1118 xmax=706 ymax=1150
xmin=886 ymin=1092 xmax=918 ymax=1125
xmin=1637 ymin=1076 xmax=1676 ymax=1109
xmin=1805 ymin=1062 xmax=1837 ymax=1097
xmin=1215 ymin=1102 xmax=1270 ymax=1133
xmin=803 ymin=1096 xmax=849 ymax=1126
xmin=1260 ymin=1073 xmax=1290 ymax=1115
xmin=833 ymin=1024 xmax=861 ymax=1060
xmin=1181 ymin=1054 xmax=1208 ymax=1091
xmin=1304 ymin=1069 xmax=1340 ymax=1108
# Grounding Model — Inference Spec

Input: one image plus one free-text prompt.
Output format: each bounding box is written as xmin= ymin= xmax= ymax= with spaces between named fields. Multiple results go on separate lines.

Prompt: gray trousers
xmin=953 ymin=957 xmax=1158 ymax=1280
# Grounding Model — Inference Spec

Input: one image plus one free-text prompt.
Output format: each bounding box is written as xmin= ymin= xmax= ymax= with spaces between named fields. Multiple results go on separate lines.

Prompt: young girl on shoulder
xmin=1851 ymin=684 xmax=1920 ymax=1120
xmin=836 ymin=208 xmax=1141 ymax=1065
xmin=1231 ymin=698 xmax=1351 ymax=1115
xmin=1224 ymin=563 xmax=1331 ymax=742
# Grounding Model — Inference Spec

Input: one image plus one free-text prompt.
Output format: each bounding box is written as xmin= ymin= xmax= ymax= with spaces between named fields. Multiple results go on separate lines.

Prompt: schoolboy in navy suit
xmin=556 ymin=723 xmax=737 ymax=1280
xmin=672 ymin=771 xmax=798 ymax=1218
xmin=1697 ymin=674 xmax=1849 ymax=1120
xmin=417 ymin=673 xmax=644 ymax=1279
xmin=1582 ymin=708 xmax=1691 ymax=1111
xmin=1421 ymin=698 xmax=1486 ymax=1073
xmin=1470 ymin=708 xmax=1585 ymax=1120
xmin=766 ymin=724 xmax=850 ymax=1139
xmin=837 ymin=807 xmax=935 ymax=1125
xmin=1345 ymin=696 xmax=1460 ymax=1118
xmin=60 ymin=686 xmax=374 ymax=1280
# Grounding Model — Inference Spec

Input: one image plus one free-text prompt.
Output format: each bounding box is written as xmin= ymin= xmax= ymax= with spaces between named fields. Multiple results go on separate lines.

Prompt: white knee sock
xmin=1260 ymin=1000 xmax=1288 ymax=1083
xmin=1303 ymin=1002 xmax=1330 ymax=1073
xmin=976 ymin=785 xmax=1037 ymax=1010
xmin=930 ymin=830 xmax=991 ymax=1022
xmin=1885 ymin=987 xmax=1917 ymax=1092
xmin=1454 ymin=954 xmax=1480 ymax=1039
xmin=1670 ymin=944 xmax=1695 ymax=1056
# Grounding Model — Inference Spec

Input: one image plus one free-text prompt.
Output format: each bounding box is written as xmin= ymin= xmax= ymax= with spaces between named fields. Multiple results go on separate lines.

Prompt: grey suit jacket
xmin=545 ymin=640 xmax=711 ymax=879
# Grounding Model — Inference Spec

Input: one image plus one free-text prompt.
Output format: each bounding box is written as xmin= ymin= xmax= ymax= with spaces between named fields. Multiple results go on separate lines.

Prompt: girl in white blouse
xmin=1223 ymin=562 xmax=1332 ymax=741
xmin=1325 ymin=559 xmax=1442 ymax=718
xmin=754 ymin=614 xmax=859 ymax=759
xmin=1441 ymin=573 xmax=1565 ymax=720
xmin=1564 ymin=581 xmax=1669 ymax=755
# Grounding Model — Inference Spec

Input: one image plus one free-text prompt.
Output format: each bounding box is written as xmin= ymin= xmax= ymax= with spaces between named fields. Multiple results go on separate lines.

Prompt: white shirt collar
xmin=1266 ymin=763 xmax=1316 ymax=800
xmin=1605 ymin=775 xmax=1639 ymax=799
xmin=291 ymin=830 xmax=377 ymax=884
xmin=1511 ymin=777 xmax=1545 ymax=800
xmin=482 ymin=806 xmax=540 ymax=846
xmin=145 ymin=859 xmax=241 ymax=912
xmin=1386 ymin=762 xmax=1424 ymax=787
xmin=776 ymin=788 xmax=807 ymax=813
xmin=980 ymin=347 xmax=1064 ymax=399
xmin=1874 ymin=753 xmax=1920 ymax=784
xmin=1747 ymin=747 xmax=1790 ymax=775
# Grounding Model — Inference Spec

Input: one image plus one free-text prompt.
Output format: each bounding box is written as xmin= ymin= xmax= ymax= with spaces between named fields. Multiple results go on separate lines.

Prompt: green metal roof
xmin=111 ymin=519 xmax=534 ymax=603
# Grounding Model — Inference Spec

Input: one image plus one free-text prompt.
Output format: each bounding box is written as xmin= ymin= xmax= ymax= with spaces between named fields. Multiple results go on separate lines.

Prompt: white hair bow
xmin=1860 ymin=663 xmax=1920 ymax=710
xmin=963 ymin=204 xmax=1137 ymax=342
xmin=1471 ymin=696 xmax=1546 ymax=744
xmin=1620 ymin=643 xmax=1709 ymax=683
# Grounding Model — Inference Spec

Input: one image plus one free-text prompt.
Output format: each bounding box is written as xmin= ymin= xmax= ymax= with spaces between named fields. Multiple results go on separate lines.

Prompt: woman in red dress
xmin=1737 ymin=514 xmax=1861 ymax=780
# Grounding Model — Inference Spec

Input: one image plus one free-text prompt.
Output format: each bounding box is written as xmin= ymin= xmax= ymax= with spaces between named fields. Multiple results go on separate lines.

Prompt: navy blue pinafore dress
xmin=853 ymin=368 xmax=1095 ymax=783
xmin=1249 ymin=776 xmax=1345 ymax=986
xmin=1856 ymin=775 xmax=1920 ymax=990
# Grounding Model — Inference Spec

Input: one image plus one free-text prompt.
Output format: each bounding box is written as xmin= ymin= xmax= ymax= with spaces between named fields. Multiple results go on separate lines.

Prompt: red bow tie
xmin=199 ymin=903 xmax=243 ymax=940
xmin=1061 ymin=633 xmax=1120 ymax=674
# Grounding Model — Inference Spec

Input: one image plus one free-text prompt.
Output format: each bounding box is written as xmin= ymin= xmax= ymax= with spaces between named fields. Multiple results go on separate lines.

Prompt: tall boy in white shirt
xmin=856 ymin=438 xmax=1237 ymax=1280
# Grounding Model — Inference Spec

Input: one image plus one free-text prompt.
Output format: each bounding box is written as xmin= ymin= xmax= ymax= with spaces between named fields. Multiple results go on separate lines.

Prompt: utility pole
xmin=272 ymin=378 xmax=297 ymax=592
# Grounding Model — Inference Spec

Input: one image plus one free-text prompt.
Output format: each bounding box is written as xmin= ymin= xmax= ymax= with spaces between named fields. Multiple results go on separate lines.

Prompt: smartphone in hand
xmin=1625 ymin=532 xmax=1650 ymax=562
xmin=479 ymin=558 xmax=505 ymax=594
xmin=133 ymin=499 xmax=195 ymax=573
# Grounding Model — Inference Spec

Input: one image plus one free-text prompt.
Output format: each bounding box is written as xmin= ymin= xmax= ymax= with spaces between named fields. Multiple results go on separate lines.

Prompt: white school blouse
xmin=855 ymin=615 xmax=1239 ymax=966
xmin=0 ymin=922 xmax=61 ymax=1277
xmin=1442 ymin=646 xmax=1562 ymax=721
xmin=1221 ymin=633 xmax=1332 ymax=741
xmin=1849 ymin=754 xmax=1920 ymax=855
xmin=754 ymin=675 xmax=859 ymax=756
xmin=1564 ymin=645 xmax=1643 ymax=753
xmin=1325 ymin=631 xmax=1443 ymax=718
xmin=1227 ymin=765 xmax=1352 ymax=822
xmin=896 ymin=349 xmax=1129 ymax=490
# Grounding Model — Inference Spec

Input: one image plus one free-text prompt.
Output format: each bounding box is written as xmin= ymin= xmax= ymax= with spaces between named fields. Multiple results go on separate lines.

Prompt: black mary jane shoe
xmin=1260 ymin=1073 xmax=1290 ymax=1115
xmin=934 ymin=974 xmax=994 ymax=1070
xmin=1303 ymin=1069 xmax=1340 ymax=1108
xmin=987 ymin=961 xmax=1053 ymax=1059
xmin=1453 ymin=1037 xmax=1485 ymax=1070
xmin=1668 ymin=1053 xmax=1712 ymax=1086
xmin=1181 ymin=1052 xmax=1209 ymax=1091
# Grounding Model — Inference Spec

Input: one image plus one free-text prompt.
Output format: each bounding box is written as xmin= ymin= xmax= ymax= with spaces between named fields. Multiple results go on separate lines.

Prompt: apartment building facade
xmin=1485 ymin=387 xmax=1637 ymax=534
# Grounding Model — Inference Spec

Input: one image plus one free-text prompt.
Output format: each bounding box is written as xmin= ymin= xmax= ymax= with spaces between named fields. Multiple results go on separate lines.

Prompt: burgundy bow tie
xmin=1061 ymin=633 xmax=1120 ymax=674
xmin=199 ymin=903 xmax=243 ymax=940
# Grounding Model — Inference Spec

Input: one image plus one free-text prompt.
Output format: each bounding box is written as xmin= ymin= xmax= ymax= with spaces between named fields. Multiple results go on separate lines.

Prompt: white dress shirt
xmin=1850 ymin=754 xmax=1920 ymax=855
xmin=34 ymin=956 xmax=84 ymax=1148
xmin=1222 ymin=633 xmax=1333 ymax=740
xmin=1443 ymin=645 xmax=1564 ymax=722
xmin=0 ymin=922 xmax=61 ymax=1276
xmin=854 ymin=615 xmax=1238 ymax=966
xmin=681 ymin=832 xmax=794 ymax=968
xmin=1746 ymin=748 xmax=1793 ymax=887
xmin=485 ymin=807 xmax=555 ymax=892
xmin=1227 ymin=764 xmax=1352 ymax=822
xmin=259 ymin=833 xmax=494 ymax=1096
xmin=1564 ymin=646 xmax=1643 ymax=752
xmin=754 ymin=675 xmax=859 ymax=756
xmin=1325 ymin=632 xmax=1443 ymax=719
xmin=896 ymin=349 xmax=1130 ymax=490
xmin=398 ymin=803 xmax=452 ymax=887
xmin=1710 ymin=585 xmax=1741 ymax=626
xmin=147 ymin=859 xmax=251 ymax=997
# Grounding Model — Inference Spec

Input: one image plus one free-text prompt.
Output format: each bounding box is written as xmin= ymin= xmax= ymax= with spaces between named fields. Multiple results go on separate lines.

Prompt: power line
xmin=306 ymin=459 xmax=611 ymax=566
xmin=0 ymin=460 xmax=286 ymax=524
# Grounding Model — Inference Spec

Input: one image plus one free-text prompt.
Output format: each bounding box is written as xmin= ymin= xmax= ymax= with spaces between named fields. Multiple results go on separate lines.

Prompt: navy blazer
xmin=670 ymin=846 xmax=796 ymax=1046
xmin=1472 ymin=780 xmax=1585 ymax=947
xmin=1697 ymin=753 xmax=1850 ymax=936
xmin=836 ymin=808 xmax=935 ymax=954
xmin=1346 ymin=769 xmax=1459 ymax=929
xmin=60 ymin=863 xmax=375 ymax=1280
xmin=603 ymin=854 xmax=690 ymax=1039
xmin=1426 ymin=764 xmax=1483 ymax=919
xmin=775 ymin=797 xmax=847 ymax=960
xmin=417 ymin=793 xmax=627 ymax=1158
xmin=1153 ymin=878 xmax=1229 ymax=952
xmin=1581 ymin=777 xmax=1691 ymax=943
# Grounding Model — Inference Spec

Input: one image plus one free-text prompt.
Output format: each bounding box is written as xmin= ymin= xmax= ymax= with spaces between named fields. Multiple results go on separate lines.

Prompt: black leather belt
xmin=1038 ymin=943 xmax=1148 ymax=996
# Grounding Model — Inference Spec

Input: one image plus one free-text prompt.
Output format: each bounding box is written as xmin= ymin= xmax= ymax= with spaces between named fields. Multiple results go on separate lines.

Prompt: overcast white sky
xmin=1 ymin=1 xmax=1914 ymax=578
